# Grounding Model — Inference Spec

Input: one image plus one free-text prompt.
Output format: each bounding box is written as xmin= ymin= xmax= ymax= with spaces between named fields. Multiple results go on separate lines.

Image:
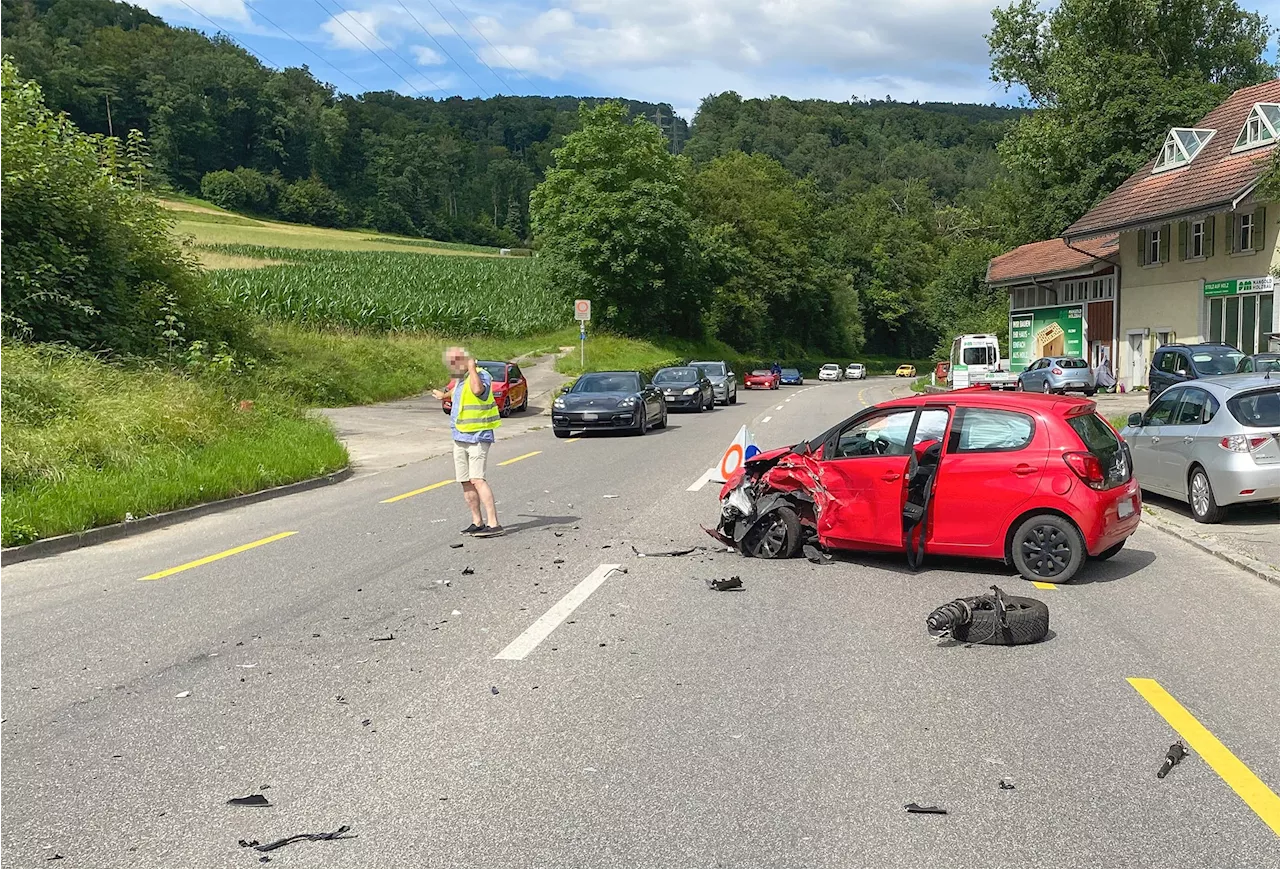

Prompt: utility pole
xmin=105 ymin=93 xmax=114 ymax=137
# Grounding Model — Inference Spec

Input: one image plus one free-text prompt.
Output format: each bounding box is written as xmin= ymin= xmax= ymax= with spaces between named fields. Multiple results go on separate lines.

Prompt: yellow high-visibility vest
xmin=455 ymin=378 xmax=501 ymax=433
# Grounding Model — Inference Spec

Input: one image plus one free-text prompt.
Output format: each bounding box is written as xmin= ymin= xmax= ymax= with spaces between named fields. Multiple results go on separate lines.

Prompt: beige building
xmin=1062 ymin=80 xmax=1280 ymax=390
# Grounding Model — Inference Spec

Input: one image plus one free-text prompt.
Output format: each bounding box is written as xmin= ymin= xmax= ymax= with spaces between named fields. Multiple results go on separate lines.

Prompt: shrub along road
xmin=2 ymin=378 xmax=1278 ymax=867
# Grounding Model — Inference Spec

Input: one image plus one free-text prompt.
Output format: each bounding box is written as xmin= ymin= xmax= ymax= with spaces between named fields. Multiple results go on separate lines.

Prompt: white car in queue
xmin=818 ymin=363 xmax=843 ymax=382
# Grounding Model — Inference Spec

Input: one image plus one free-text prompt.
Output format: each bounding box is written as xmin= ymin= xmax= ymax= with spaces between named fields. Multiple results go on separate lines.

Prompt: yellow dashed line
xmin=1031 ymin=581 xmax=1058 ymax=590
xmin=499 ymin=450 xmax=542 ymax=466
xmin=382 ymin=480 xmax=452 ymax=504
xmin=139 ymin=532 xmax=296 ymax=581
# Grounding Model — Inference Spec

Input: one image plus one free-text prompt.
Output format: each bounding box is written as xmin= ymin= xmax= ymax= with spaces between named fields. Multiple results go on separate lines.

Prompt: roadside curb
xmin=1139 ymin=509 xmax=1280 ymax=589
xmin=1 ymin=467 xmax=354 ymax=567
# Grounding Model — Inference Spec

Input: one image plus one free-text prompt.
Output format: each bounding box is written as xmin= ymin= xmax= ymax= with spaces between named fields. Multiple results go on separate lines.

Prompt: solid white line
xmin=686 ymin=467 xmax=717 ymax=492
xmin=495 ymin=564 xmax=622 ymax=660
xmin=762 ymin=415 xmax=772 ymax=423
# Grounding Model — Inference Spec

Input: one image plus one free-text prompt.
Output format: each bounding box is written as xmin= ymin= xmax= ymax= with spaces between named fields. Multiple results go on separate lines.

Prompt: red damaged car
xmin=744 ymin=369 xmax=781 ymax=390
xmin=707 ymin=388 xmax=1140 ymax=584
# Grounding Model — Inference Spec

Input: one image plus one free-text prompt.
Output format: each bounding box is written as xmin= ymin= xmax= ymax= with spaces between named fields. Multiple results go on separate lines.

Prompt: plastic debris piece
xmin=630 ymin=545 xmax=699 ymax=558
xmin=491 ymin=686 xmax=500 ymax=695
xmin=802 ymin=544 xmax=833 ymax=564
xmin=227 ymin=794 xmax=271 ymax=807
xmin=449 ymin=543 xmax=464 ymax=549
xmin=904 ymin=803 xmax=947 ymax=815
xmin=46 ymin=855 xmax=64 ymax=861
xmin=175 ymin=691 xmax=191 ymax=698
xmin=451 ymin=610 xmax=462 ymax=616
xmin=602 ymin=495 xmax=620 ymax=499
xmin=237 ymin=664 xmax=258 ymax=669
xmin=706 ymin=576 xmax=743 ymax=591
xmin=369 ymin=634 xmax=394 ymax=642
xmin=238 ymin=825 xmax=355 ymax=853
xmin=461 ymin=567 xmax=474 ymax=576
xmin=998 ymin=779 xmax=1016 ymax=790
xmin=553 ymin=559 xmax=565 ymax=564
xmin=1157 ymin=741 xmax=1188 ymax=779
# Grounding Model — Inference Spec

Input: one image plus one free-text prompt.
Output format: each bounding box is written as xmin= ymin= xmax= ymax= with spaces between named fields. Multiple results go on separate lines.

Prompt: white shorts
xmin=453 ymin=440 xmax=491 ymax=483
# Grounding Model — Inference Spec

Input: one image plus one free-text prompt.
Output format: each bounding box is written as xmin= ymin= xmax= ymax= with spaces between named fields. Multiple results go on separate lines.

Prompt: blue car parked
xmin=780 ymin=367 xmax=804 ymax=385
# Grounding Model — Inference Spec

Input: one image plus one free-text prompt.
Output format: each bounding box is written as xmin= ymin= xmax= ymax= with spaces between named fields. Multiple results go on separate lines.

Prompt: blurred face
xmin=444 ymin=347 xmax=468 ymax=375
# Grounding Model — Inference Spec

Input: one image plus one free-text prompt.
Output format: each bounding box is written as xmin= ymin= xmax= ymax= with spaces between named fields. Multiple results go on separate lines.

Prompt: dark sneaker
xmin=473 ymin=525 xmax=505 ymax=538
xmin=461 ymin=523 xmax=484 ymax=535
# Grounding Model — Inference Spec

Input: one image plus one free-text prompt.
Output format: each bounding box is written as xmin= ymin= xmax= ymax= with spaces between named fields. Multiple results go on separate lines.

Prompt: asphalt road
xmin=3 ymin=376 xmax=1279 ymax=868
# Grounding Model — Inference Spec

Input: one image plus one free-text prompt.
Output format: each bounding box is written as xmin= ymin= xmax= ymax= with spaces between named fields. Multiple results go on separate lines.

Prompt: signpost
xmin=574 ymin=300 xmax=591 ymax=367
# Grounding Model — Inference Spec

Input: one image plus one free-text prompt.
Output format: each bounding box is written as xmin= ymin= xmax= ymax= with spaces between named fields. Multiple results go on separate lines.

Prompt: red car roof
xmin=879 ymin=388 xmax=1096 ymax=415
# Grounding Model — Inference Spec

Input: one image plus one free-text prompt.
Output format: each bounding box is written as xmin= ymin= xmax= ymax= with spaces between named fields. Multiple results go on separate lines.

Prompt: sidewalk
xmin=1139 ymin=494 xmax=1280 ymax=587
xmin=317 ymin=348 xmax=570 ymax=474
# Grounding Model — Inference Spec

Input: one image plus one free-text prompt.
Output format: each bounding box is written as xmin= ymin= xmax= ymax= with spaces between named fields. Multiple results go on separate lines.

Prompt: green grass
xmin=173 ymin=210 xmax=264 ymax=227
xmin=0 ymin=343 xmax=347 ymax=546
xmin=207 ymin=246 xmax=563 ymax=336
xmin=554 ymin=333 xmax=743 ymax=380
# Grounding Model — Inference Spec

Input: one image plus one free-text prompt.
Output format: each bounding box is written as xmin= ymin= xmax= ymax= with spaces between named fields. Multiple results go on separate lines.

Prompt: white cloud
xmin=322 ymin=8 xmax=396 ymax=51
xmin=412 ymin=45 xmax=445 ymax=65
xmin=139 ymin=0 xmax=251 ymax=25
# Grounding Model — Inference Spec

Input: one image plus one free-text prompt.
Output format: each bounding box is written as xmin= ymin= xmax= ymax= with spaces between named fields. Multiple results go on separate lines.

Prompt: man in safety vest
xmin=432 ymin=347 xmax=503 ymax=537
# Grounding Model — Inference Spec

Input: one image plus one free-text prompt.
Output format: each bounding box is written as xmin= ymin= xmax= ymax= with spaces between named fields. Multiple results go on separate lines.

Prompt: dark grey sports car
xmin=653 ymin=366 xmax=715 ymax=411
xmin=552 ymin=371 xmax=667 ymax=437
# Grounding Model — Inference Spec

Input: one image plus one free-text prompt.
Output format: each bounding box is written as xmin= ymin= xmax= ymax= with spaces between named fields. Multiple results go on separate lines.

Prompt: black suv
xmin=1148 ymin=343 xmax=1245 ymax=402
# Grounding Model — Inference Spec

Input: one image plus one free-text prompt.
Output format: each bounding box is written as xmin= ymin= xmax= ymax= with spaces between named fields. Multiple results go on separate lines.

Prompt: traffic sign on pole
xmin=574 ymin=299 xmax=592 ymax=321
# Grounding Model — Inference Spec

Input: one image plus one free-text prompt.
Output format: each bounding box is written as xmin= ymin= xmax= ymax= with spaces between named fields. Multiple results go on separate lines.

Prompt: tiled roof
xmin=986 ymin=234 xmax=1118 ymax=285
xmin=1063 ymin=79 xmax=1280 ymax=240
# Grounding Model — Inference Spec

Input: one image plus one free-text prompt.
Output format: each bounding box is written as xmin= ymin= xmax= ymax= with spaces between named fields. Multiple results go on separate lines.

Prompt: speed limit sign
xmin=574 ymin=299 xmax=591 ymax=321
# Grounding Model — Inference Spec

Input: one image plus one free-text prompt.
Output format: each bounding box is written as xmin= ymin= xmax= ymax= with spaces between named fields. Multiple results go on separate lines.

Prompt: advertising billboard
xmin=1009 ymin=305 xmax=1085 ymax=372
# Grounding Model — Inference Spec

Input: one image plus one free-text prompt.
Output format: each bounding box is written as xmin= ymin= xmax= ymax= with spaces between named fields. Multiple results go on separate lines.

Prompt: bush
xmin=0 ymin=60 xmax=242 ymax=355
xmin=199 ymin=167 xmax=280 ymax=215
xmin=279 ymin=178 xmax=346 ymax=228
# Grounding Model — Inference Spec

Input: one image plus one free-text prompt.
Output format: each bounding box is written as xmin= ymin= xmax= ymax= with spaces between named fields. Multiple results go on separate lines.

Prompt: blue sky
xmin=142 ymin=0 xmax=1280 ymax=120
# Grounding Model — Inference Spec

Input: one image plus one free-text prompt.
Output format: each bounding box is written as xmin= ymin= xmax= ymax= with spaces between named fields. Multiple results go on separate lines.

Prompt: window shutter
xmin=1205 ymin=215 xmax=1216 ymax=257
xmin=1253 ymin=206 xmax=1267 ymax=251
xmin=1227 ymin=215 xmax=1238 ymax=254
xmin=1178 ymin=221 xmax=1188 ymax=260
xmin=1138 ymin=229 xmax=1149 ymax=265
xmin=1160 ymin=223 xmax=1171 ymax=262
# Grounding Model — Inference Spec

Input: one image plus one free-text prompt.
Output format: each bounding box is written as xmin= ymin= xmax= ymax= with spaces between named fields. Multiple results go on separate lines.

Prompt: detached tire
xmin=742 ymin=506 xmax=801 ymax=559
xmin=1011 ymin=513 xmax=1086 ymax=583
xmin=953 ymin=595 xmax=1050 ymax=645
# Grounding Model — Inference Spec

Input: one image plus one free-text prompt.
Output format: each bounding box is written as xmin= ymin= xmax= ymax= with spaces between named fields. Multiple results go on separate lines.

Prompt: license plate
xmin=581 ymin=412 xmax=598 ymax=421
xmin=1117 ymin=497 xmax=1134 ymax=518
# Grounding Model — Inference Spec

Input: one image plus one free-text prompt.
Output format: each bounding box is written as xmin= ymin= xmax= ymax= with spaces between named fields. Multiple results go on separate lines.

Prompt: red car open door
xmin=813 ymin=407 xmax=951 ymax=551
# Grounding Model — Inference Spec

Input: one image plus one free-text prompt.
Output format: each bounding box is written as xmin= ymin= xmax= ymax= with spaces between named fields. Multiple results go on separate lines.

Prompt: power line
xmin=250 ymin=4 xmax=371 ymax=95
xmin=315 ymin=0 xmax=444 ymax=96
xmin=174 ymin=0 xmax=283 ymax=69
xmin=392 ymin=0 xmax=490 ymax=97
xmin=441 ymin=0 xmax=538 ymax=93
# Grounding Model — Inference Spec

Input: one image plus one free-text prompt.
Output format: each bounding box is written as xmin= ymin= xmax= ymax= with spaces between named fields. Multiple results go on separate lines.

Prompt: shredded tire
xmin=952 ymin=595 xmax=1049 ymax=645
xmin=742 ymin=506 xmax=801 ymax=559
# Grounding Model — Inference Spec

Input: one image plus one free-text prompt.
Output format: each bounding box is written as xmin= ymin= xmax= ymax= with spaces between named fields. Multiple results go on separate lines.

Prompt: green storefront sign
xmin=1009 ymin=305 xmax=1085 ymax=372
xmin=1204 ymin=276 xmax=1274 ymax=297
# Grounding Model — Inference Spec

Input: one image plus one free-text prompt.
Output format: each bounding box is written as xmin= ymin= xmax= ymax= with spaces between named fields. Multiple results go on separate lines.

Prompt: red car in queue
xmin=708 ymin=388 xmax=1140 ymax=584
xmin=441 ymin=360 xmax=529 ymax=418
xmin=744 ymin=369 xmax=781 ymax=390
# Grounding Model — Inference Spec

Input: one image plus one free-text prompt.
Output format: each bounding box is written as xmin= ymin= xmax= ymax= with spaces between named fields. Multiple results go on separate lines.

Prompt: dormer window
xmin=1152 ymin=128 xmax=1216 ymax=173
xmin=1232 ymin=103 xmax=1280 ymax=152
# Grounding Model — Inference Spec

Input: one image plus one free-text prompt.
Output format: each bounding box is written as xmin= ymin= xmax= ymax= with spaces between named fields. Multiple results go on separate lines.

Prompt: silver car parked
xmin=1018 ymin=356 xmax=1097 ymax=395
xmin=1120 ymin=374 xmax=1280 ymax=523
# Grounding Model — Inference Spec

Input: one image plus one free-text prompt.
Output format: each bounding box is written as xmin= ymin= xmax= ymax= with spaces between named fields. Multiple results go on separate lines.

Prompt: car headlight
xmin=553 ymin=398 xmax=565 ymax=409
xmin=617 ymin=396 xmax=638 ymax=407
xmin=683 ymin=387 xmax=699 ymax=395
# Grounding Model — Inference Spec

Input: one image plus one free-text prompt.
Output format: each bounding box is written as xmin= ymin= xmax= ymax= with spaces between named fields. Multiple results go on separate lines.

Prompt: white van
xmin=949 ymin=334 xmax=1017 ymax=390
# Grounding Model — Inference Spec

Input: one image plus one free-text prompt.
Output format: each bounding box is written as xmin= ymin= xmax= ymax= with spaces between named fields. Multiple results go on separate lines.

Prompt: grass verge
xmin=0 ymin=343 xmax=347 ymax=546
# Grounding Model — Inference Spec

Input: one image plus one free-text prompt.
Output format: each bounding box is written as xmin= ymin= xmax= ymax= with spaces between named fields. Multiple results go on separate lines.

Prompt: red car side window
xmin=947 ymin=408 xmax=1035 ymax=453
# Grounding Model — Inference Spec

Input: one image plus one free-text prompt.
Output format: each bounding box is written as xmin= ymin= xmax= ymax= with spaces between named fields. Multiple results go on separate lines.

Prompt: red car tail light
xmin=1051 ymin=367 xmax=1063 ymax=375
xmin=1062 ymin=451 xmax=1106 ymax=489
xmin=1219 ymin=434 xmax=1271 ymax=452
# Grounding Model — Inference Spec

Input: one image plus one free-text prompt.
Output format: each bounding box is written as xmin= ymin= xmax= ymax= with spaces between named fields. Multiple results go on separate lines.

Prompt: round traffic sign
xmin=719 ymin=444 xmax=745 ymax=480
xmin=575 ymin=299 xmax=590 ymax=315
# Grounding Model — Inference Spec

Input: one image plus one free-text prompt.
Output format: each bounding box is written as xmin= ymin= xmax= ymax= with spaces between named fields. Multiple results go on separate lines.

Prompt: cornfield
xmin=207 ymin=246 xmax=566 ymax=336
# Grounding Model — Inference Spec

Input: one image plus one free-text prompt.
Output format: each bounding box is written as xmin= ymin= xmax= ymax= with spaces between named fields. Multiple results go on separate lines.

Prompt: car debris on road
xmin=238 ymin=824 xmax=356 ymax=854
xmin=1157 ymin=741 xmax=1188 ymax=779
xmin=630 ymin=545 xmax=700 ymax=557
xmin=227 ymin=794 xmax=271 ymax=808
xmin=925 ymin=586 xmax=1049 ymax=645
xmin=706 ymin=576 xmax=743 ymax=591
xmin=904 ymin=803 xmax=947 ymax=815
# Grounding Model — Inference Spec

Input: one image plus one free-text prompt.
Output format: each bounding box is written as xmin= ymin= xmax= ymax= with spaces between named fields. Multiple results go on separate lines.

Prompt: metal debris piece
xmin=174 ymin=691 xmax=191 ymax=698
xmin=1158 ymin=741 xmax=1188 ymax=779
xmin=227 ymin=794 xmax=271 ymax=807
xmin=238 ymin=825 xmax=356 ymax=853
xmin=461 ymin=567 xmax=474 ymax=575
xmin=998 ymin=779 xmax=1016 ymax=790
xmin=630 ymin=545 xmax=699 ymax=558
xmin=490 ymin=686 xmax=500 ymax=695
xmin=553 ymin=558 xmax=565 ymax=564
xmin=369 ymin=634 xmax=394 ymax=642
xmin=449 ymin=543 xmax=464 ymax=549
xmin=603 ymin=495 xmax=620 ymax=499
xmin=706 ymin=576 xmax=743 ymax=591
xmin=802 ymin=544 xmax=833 ymax=564
xmin=904 ymin=803 xmax=947 ymax=815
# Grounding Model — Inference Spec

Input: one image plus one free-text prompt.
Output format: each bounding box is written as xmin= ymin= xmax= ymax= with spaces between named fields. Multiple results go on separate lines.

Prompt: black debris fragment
xmin=553 ymin=559 xmax=565 ymax=564
xmin=998 ymin=779 xmax=1016 ymax=790
xmin=461 ymin=567 xmax=474 ymax=576
xmin=802 ymin=544 xmax=833 ymax=565
xmin=46 ymin=854 xmax=64 ymax=861
xmin=1157 ymin=741 xmax=1188 ymax=779
xmin=227 ymin=794 xmax=271 ymax=808
xmin=630 ymin=545 xmax=699 ymax=558
xmin=904 ymin=803 xmax=947 ymax=815
xmin=361 ymin=719 xmax=371 ymax=727
xmin=369 ymin=634 xmax=394 ymax=642
xmin=238 ymin=825 xmax=356 ymax=853
xmin=449 ymin=543 xmax=464 ymax=549
xmin=490 ymin=686 xmax=500 ymax=695
xmin=706 ymin=576 xmax=743 ymax=591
